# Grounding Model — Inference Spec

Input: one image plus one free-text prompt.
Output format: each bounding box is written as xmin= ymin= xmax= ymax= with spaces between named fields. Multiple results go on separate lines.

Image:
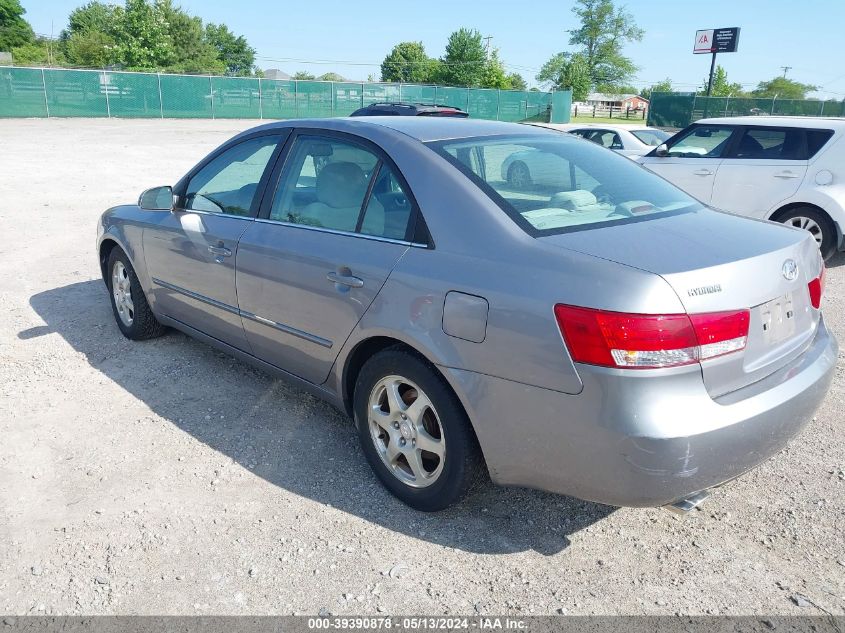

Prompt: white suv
xmin=637 ymin=116 xmax=845 ymax=260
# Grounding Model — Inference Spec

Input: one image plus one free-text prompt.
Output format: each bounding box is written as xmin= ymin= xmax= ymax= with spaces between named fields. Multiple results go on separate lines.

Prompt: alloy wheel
xmin=786 ymin=215 xmax=824 ymax=246
xmin=111 ymin=261 xmax=135 ymax=327
xmin=367 ymin=375 xmax=446 ymax=488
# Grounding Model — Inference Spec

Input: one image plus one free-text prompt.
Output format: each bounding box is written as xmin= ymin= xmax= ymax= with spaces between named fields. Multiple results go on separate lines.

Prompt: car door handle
xmin=327 ymin=271 xmax=364 ymax=288
xmin=693 ymin=169 xmax=714 ymax=176
xmin=207 ymin=244 xmax=232 ymax=257
xmin=774 ymin=171 xmax=800 ymax=179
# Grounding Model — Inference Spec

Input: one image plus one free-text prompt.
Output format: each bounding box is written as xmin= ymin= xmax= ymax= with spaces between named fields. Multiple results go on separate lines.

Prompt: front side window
xmin=270 ymin=136 xmax=416 ymax=240
xmin=429 ymin=134 xmax=699 ymax=235
xmin=184 ymin=136 xmax=280 ymax=216
xmin=665 ymin=125 xmax=735 ymax=158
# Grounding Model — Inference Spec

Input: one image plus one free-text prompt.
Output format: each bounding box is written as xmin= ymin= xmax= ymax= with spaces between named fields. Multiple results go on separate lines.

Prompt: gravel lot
xmin=0 ymin=119 xmax=843 ymax=617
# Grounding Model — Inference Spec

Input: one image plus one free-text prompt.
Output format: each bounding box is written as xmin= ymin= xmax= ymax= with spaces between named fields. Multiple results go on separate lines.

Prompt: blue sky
xmin=21 ymin=0 xmax=845 ymax=98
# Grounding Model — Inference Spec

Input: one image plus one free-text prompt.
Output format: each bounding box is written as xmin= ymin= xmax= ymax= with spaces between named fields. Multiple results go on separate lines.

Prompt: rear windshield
xmin=427 ymin=134 xmax=700 ymax=236
xmin=630 ymin=128 xmax=671 ymax=146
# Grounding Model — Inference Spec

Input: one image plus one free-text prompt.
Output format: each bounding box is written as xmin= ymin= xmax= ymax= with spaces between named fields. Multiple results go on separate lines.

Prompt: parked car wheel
xmin=506 ymin=161 xmax=532 ymax=189
xmin=107 ymin=248 xmax=166 ymax=340
xmin=353 ymin=349 xmax=482 ymax=511
xmin=775 ymin=207 xmax=837 ymax=261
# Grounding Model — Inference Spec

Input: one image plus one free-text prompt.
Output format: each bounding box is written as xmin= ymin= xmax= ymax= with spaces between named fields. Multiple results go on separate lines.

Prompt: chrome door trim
xmin=253 ymin=217 xmax=428 ymax=248
xmin=152 ymin=278 xmax=333 ymax=349
xmin=152 ymin=278 xmax=240 ymax=315
xmin=240 ymin=311 xmax=333 ymax=348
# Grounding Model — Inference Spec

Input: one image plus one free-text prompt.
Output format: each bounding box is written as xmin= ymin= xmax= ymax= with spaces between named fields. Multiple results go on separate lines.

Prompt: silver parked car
xmin=97 ymin=118 xmax=836 ymax=512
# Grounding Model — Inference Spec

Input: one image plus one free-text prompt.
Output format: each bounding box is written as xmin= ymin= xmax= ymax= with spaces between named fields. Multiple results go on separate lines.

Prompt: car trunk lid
xmin=541 ymin=208 xmax=823 ymax=397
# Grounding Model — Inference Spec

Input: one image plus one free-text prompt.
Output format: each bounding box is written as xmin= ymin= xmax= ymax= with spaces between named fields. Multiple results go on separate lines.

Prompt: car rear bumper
xmin=443 ymin=316 xmax=837 ymax=507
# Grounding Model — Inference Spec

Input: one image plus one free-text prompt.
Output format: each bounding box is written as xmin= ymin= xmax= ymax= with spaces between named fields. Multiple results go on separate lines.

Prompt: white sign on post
xmin=694 ymin=29 xmax=714 ymax=54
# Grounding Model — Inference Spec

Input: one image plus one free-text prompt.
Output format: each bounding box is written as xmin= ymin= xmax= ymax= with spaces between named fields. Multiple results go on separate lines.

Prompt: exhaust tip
xmin=663 ymin=489 xmax=710 ymax=514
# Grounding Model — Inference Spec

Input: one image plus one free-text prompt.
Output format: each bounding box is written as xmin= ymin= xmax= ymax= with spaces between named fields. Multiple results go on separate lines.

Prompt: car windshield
xmin=427 ymin=134 xmax=700 ymax=235
xmin=630 ymin=129 xmax=671 ymax=146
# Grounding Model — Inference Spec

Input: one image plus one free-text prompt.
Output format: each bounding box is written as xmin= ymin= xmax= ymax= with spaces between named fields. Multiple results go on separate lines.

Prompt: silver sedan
xmin=97 ymin=117 xmax=836 ymax=512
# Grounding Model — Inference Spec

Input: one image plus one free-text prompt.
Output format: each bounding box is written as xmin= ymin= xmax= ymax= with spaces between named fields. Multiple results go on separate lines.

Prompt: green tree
xmin=318 ymin=72 xmax=344 ymax=81
xmin=292 ymin=70 xmax=315 ymax=80
xmin=204 ymin=22 xmax=255 ymax=75
xmin=162 ymin=2 xmax=223 ymax=73
xmin=62 ymin=1 xmax=118 ymax=40
xmin=506 ymin=72 xmax=527 ymax=91
xmin=698 ymin=65 xmax=743 ymax=97
xmin=752 ymin=76 xmax=818 ymax=100
xmin=536 ymin=52 xmax=590 ymax=101
xmin=380 ymin=41 xmax=435 ymax=83
xmin=480 ymin=48 xmax=509 ymax=89
xmin=110 ymin=0 xmax=173 ymax=71
xmin=0 ymin=0 xmax=34 ymax=51
xmin=64 ymin=29 xmax=115 ymax=67
xmin=595 ymin=82 xmax=637 ymax=95
xmin=437 ymin=28 xmax=486 ymax=87
xmin=567 ymin=0 xmax=643 ymax=88
xmin=640 ymin=77 xmax=671 ymax=100
xmin=11 ymin=40 xmax=51 ymax=64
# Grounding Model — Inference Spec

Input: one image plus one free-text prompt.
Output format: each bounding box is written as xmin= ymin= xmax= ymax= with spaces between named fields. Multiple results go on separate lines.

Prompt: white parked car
xmin=530 ymin=123 xmax=671 ymax=158
xmin=565 ymin=124 xmax=671 ymax=158
xmin=637 ymin=116 xmax=845 ymax=260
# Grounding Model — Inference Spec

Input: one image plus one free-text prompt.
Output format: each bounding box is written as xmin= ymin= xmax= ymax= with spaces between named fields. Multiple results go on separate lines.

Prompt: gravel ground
xmin=0 ymin=118 xmax=843 ymax=617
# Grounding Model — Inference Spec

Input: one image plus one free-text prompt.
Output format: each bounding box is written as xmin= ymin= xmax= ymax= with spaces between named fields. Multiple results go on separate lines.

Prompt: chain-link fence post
xmin=102 ymin=70 xmax=111 ymax=118
xmin=258 ymin=76 xmax=263 ymax=120
xmin=157 ymin=73 xmax=163 ymax=118
xmin=40 ymin=68 xmax=50 ymax=118
xmin=209 ymin=76 xmax=215 ymax=119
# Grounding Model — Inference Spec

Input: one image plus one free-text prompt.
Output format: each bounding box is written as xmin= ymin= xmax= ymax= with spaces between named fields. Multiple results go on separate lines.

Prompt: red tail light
xmin=554 ymin=305 xmax=750 ymax=369
xmin=808 ymin=265 xmax=825 ymax=310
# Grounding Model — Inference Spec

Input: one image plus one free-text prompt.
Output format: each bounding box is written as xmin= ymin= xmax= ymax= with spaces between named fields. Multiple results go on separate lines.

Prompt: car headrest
xmin=549 ymin=190 xmax=598 ymax=211
xmin=317 ymin=162 xmax=367 ymax=208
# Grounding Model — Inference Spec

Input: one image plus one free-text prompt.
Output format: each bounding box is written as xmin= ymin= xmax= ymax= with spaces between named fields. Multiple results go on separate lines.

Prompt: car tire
xmin=353 ymin=348 xmax=483 ymax=512
xmin=106 ymin=247 xmax=167 ymax=340
xmin=507 ymin=161 xmax=532 ymax=190
xmin=775 ymin=207 xmax=838 ymax=261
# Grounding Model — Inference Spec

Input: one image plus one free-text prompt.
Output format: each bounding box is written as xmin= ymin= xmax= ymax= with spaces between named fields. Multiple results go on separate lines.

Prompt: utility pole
xmin=482 ymin=36 xmax=493 ymax=57
xmin=780 ymin=66 xmax=792 ymax=78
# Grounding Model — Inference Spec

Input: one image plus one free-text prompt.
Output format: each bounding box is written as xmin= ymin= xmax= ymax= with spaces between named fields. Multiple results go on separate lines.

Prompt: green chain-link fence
xmin=648 ymin=91 xmax=845 ymax=129
xmin=0 ymin=66 xmax=569 ymax=123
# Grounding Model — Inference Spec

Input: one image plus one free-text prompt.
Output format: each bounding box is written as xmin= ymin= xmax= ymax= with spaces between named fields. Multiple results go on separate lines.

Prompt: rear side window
xmin=269 ymin=135 xmax=416 ymax=241
xmin=733 ymin=127 xmax=805 ymax=160
xmin=807 ymin=129 xmax=835 ymax=158
xmin=428 ymin=134 xmax=699 ymax=236
xmin=731 ymin=127 xmax=835 ymax=160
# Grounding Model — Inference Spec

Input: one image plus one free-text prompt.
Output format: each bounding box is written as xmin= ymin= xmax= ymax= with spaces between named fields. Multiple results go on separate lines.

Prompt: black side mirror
xmin=138 ymin=186 xmax=174 ymax=211
xmin=654 ymin=143 xmax=669 ymax=157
